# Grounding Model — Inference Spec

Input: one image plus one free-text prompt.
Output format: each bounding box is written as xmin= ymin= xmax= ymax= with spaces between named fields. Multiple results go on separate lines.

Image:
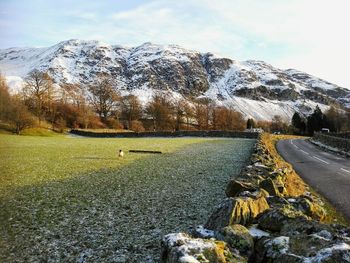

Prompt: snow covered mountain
xmin=0 ymin=39 xmax=349 ymax=120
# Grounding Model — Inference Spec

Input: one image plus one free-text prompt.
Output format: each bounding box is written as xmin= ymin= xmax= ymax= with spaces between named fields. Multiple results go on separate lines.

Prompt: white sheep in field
xmin=118 ymin=149 xmax=124 ymax=158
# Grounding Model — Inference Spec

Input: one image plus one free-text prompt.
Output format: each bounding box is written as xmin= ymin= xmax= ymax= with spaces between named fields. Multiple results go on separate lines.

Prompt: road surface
xmin=277 ymin=138 xmax=350 ymax=220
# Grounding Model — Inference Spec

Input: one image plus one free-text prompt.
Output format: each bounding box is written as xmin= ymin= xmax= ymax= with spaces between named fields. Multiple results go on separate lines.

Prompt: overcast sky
xmin=1 ymin=0 xmax=350 ymax=88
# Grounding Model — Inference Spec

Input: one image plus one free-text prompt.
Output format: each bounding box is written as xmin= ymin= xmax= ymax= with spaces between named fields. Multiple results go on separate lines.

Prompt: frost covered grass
xmin=0 ymin=134 xmax=255 ymax=262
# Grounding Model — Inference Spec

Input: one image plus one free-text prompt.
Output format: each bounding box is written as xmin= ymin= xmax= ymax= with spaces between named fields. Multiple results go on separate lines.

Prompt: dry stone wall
xmin=161 ymin=134 xmax=350 ymax=262
xmin=70 ymin=130 xmax=259 ymax=139
xmin=313 ymin=133 xmax=350 ymax=153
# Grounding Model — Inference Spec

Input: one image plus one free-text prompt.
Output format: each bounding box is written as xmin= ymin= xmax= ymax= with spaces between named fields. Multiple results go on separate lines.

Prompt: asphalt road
xmin=277 ymin=138 xmax=350 ymax=220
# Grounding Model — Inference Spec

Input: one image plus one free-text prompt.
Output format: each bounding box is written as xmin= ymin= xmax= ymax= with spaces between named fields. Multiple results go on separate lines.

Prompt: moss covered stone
xmin=225 ymin=180 xmax=256 ymax=198
xmin=216 ymin=224 xmax=254 ymax=258
xmin=258 ymin=205 xmax=309 ymax=232
xmin=205 ymin=193 xmax=270 ymax=231
xmin=259 ymin=177 xmax=288 ymax=197
xmin=161 ymin=233 xmax=247 ymax=263
xmin=291 ymin=197 xmax=326 ymax=221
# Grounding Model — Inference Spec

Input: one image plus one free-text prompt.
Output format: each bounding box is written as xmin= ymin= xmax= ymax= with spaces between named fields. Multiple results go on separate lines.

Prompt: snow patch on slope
xmin=5 ymin=76 xmax=24 ymax=93
xmin=0 ymin=39 xmax=349 ymax=121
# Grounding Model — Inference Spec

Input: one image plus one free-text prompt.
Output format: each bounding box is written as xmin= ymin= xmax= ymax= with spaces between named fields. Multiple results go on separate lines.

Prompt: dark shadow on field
xmin=0 ymin=138 xmax=256 ymax=262
xmin=72 ymin=156 xmax=118 ymax=160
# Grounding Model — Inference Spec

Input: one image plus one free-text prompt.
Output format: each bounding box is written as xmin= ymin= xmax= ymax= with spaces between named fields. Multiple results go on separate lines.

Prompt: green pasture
xmin=0 ymin=134 xmax=255 ymax=262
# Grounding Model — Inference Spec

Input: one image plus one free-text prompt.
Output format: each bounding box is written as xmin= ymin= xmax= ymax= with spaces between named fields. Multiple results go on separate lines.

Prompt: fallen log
xmin=129 ymin=150 xmax=162 ymax=154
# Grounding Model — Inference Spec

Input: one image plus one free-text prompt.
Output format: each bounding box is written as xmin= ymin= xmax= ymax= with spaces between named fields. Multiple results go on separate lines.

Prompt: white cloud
xmin=2 ymin=0 xmax=350 ymax=87
xmin=68 ymin=11 xmax=97 ymax=21
xmin=91 ymin=0 xmax=350 ymax=87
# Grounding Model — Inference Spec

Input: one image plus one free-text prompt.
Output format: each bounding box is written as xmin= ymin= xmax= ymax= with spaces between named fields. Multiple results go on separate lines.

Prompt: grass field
xmin=0 ymin=134 xmax=255 ymax=262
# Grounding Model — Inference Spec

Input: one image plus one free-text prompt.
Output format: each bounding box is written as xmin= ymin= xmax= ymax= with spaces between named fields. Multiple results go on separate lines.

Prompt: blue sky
xmin=1 ymin=0 xmax=350 ymax=87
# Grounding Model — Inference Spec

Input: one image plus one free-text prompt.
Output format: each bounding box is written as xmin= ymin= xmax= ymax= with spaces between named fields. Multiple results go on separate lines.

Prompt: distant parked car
xmin=245 ymin=128 xmax=264 ymax=133
xmin=321 ymin=128 xmax=330 ymax=133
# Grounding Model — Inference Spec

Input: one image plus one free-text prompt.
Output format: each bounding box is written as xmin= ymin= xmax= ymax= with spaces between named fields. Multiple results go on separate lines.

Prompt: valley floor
xmin=0 ymin=135 xmax=255 ymax=262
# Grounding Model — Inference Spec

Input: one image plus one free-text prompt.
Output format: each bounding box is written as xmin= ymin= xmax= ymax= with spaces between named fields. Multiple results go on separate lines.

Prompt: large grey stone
xmin=205 ymin=193 xmax=269 ymax=231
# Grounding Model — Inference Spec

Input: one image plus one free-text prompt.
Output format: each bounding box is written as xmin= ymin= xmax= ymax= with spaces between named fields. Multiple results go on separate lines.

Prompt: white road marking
xmin=313 ymin=156 xmax=330 ymax=165
xmin=300 ymin=149 xmax=309 ymax=155
xmin=292 ymin=141 xmax=298 ymax=148
xmin=341 ymin=168 xmax=350 ymax=174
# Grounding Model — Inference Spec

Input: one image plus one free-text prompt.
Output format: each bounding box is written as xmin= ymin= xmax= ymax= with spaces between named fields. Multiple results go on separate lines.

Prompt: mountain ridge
xmin=1 ymin=39 xmax=349 ymax=121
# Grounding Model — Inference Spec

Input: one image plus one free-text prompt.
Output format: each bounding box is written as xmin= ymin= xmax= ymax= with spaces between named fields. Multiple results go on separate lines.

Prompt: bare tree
xmin=0 ymin=74 xmax=10 ymax=121
xmin=121 ymin=95 xmax=142 ymax=129
xmin=23 ymin=70 xmax=53 ymax=125
xmin=173 ymin=99 xmax=195 ymax=131
xmin=183 ymin=101 xmax=195 ymax=130
xmin=271 ymin=115 xmax=287 ymax=132
xmin=60 ymin=83 xmax=95 ymax=128
xmin=88 ymin=76 xmax=120 ymax=123
xmin=174 ymin=100 xmax=185 ymax=131
xmin=194 ymin=98 xmax=214 ymax=130
xmin=227 ymin=109 xmax=245 ymax=131
xmin=146 ymin=93 xmax=174 ymax=131
xmin=324 ymin=106 xmax=347 ymax=132
xmin=212 ymin=106 xmax=245 ymax=131
xmin=8 ymin=96 xmax=35 ymax=134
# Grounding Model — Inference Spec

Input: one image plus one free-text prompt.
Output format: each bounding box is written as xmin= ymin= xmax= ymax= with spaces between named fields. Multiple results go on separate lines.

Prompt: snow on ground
xmin=195 ymin=225 xmax=215 ymax=238
xmin=310 ymin=230 xmax=332 ymax=242
xmin=225 ymin=96 xmax=302 ymax=121
xmin=122 ymin=85 xmax=184 ymax=105
xmin=163 ymin=233 xmax=215 ymax=262
xmin=5 ymin=76 xmax=24 ymax=93
xmin=310 ymin=139 xmax=350 ymax=157
xmin=128 ymin=42 xmax=194 ymax=66
xmin=265 ymin=236 xmax=290 ymax=257
xmin=303 ymin=243 xmax=350 ymax=263
xmin=286 ymin=69 xmax=350 ymax=91
xmin=248 ymin=225 xmax=270 ymax=238
xmin=1 ymin=39 xmax=347 ymax=120
xmin=229 ymin=96 xmax=330 ymax=121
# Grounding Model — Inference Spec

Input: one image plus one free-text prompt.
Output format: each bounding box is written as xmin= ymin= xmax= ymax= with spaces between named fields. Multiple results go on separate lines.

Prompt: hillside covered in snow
xmin=0 ymin=39 xmax=349 ymax=120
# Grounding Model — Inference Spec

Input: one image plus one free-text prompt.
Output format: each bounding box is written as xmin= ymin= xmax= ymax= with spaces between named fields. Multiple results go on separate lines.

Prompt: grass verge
xmin=261 ymin=133 xmax=306 ymax=196
xmin=265 ymin=133 xmax=349 ymax=225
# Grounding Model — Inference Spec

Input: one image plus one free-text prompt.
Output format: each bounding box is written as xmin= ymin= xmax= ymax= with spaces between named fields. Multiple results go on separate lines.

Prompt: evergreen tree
xmin=246 ymin=118 xmax=255 ymax=129
xmin=291 ymin=112 xmax=305 ymax=134
xmin=307 ymin=105 xmax=325 ymax=135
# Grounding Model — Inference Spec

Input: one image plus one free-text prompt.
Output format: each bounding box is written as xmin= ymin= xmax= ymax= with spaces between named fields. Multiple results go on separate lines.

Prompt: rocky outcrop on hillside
xmin=161 ymin=135 xmax=350 ymax=262
xmin=1 ymin=40 xmax=349 ymax=120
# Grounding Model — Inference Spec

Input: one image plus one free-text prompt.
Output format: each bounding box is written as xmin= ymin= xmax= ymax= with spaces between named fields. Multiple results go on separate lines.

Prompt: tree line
xmin=1 ymin=71 xmax=349 ymax=135
xmin=246 ymin=106 xmax=350 ymax=135
xmin=246 ymin=106 xmax=350 ymax=136
xmin=291 ymin=105 xmax=350 ymax=135
xmin=0 ymin=71 xmax=246 ymax=134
